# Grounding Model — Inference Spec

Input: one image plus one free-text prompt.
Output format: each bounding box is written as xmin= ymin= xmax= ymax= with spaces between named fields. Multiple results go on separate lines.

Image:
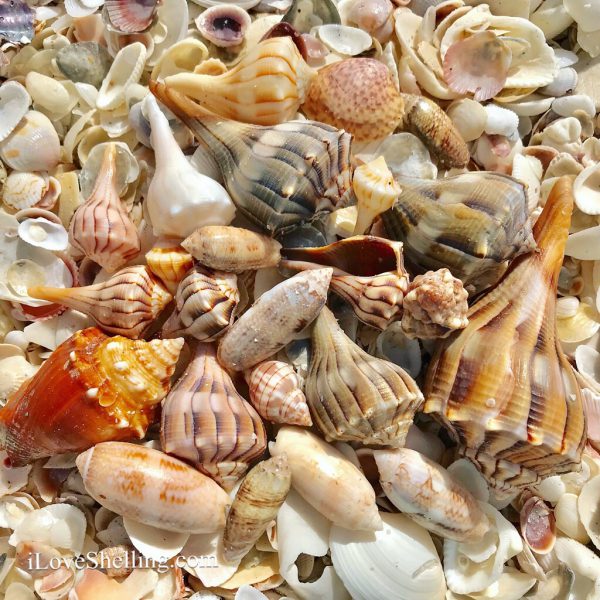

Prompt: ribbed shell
xmin=145 ymin=242 xmax=194 ymax=294
xmin=0 ymin=328 xmax=183 ymax=466
xmin=105 ymin=0 xmax=158 ymax=33
xmin=28 ymin=266 xmax=172 ymax=339
xmin=160 ymin=342 xmax=267 ymax=490
xmin=150 ymin=80 xmax=353 ymax=234
xmin=424 ymin=177 xmax=586 ymax=495
xmin=381 ymin=172 xmax=535 ymax=294
xmin=306 ymin=306 xmax=423 ymax=446
xmin=69 ymin=143 xmax=141 ymax=273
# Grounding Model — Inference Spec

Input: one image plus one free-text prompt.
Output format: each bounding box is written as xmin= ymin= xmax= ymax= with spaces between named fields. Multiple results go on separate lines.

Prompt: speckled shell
xmin=306 ymin=306 xmax=423 ymax=446
xmin=424 ymin=177 xmax=586 ymax=495
xmin=0 ymin=328 xmax=183 ymax=466
xmin=150 ymin=80 xmax=353 ymax=234
xmin=381 ymin=172 xmax=535 ymax=294
xmin=160 ymin=342 xmax=267 ymax=490
xmin=145 ymin=242 xmax=194 ymax=294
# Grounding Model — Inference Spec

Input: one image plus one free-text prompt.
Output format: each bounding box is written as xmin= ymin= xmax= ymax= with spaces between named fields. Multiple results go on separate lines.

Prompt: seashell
xmin=223 ymin=455 xmax=291 ymax=563
xmin=270 ymin=426 xmax=382 ymax=530
xmin=330 ymin=512 xmax=446 ymax=600
xmin=105 ymin=0 xmax=159 ymax=33
xmin=281 ymin=0 xmax=340 ymax=33
xmin=77 ymin=441 xmax=230 ymax=533
xmin=520 ymin=495 xmax=556 ymax=554
xmin=374 ymin=447 xmax=490 ymax=542
xmin=306 ymin=305 xmax=423 ymax=446
xmin=0 ymin=81 xmax=30 ymax=144
xmin=424 ymin=177 xmax=586 ymax=496
xmin=260 ymin=22 xmax=308 ymax=60
xmin=193 ymin=0 xmax=261 ymax=7
xmin=447 ymin=98 xmax=487 ymax=143
xmin=573 ymin=163 xmax=600 ymax=216
xmin=196 ymin=5 xmax=251 ymax=47
xmin=246 ymin=360 xmax=312 ymax=426
xmin=160 ymin=342 xmax=267 ymax=490
xmin=577 ymin=475 xmax=600 ymax=552
xmin=28 ymin=266 xmax=172 ymax=339
xmin=218 ymin=268 xmax=331 ymax=371
xmin=381 ymin=172 xmax=535 ymax=294
xmin=17 ymin=218 xmax=68 ymax=252
xmin=183 ymin=226 xmax=281 ymax=274
xmin=484 ymin=104 xmax=519 ymax=137
xmin=150 ymin=80 xmax=354 ymax=235
xmin=0 ymin=355 xmax=37 ymax=406
xmin=69 ymin=143 xmax=141 ymax=273
xmin=0 ymin=111 xmax=60 ymax=172
xmin=2 ymin=172 xmax=60 ymax=212
xmin=163 ymin=37 xmax=315 ymax=126
xmin=161 ymin=263 xmax=239 ymax=341
xmin=56 ymin=42 xmax=112 ymax=88
xmin=145 ymin=241 xmax=194 ymax=294
xmin=557 ymin=302 xmax=600 ymax=344
xmin=317 ymin=23 xmax=372 ymax=56
xmin=150 ymin=38 xmax=209 ymax=82
xmin=540 ymin=66 xmax=578 ymax=97
xmin=25 ymin=72 xmax=75 ymax=121
xmin=0 ymin=0 xmax=34 ymax=44
xmin=0 ymin=327 xmax=183 ymax=466
xmin=343 ymin=0 xmax=394 ymax=42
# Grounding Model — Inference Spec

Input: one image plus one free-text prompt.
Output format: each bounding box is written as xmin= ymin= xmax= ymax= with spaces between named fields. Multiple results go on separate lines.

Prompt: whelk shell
xmin=0 ymin=327 xmax=183 ymax=466
xmin=145 ymin=241 xmax=194 ymax=294
xmin=77 ymin=441 xmax=230 ymax=533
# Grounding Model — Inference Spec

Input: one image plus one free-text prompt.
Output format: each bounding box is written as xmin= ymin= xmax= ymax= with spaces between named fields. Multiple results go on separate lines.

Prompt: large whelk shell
xmin=218 ymin=269 xmax=332 ymax=371
xmin=163 ymin=37 xmax=314 ymax=126
xmin=223 ymin=455 xmax=291 ymax=563
xmin=28 ymin=266 xmax=172 ymax=339
xmin=0 ymin=327 xmax=183 ymax=466
xmin=160 ymin=342 xmax=267 ymax=490
xmin=69 ymin=143 xmax=141 ymax=273
xmin=306 ymin=306 xmax=423 ymax=446
xmin=150 ymin=80 xmax=353 ymax=234
xmin=373 ymin=448 xmax=490 ymax=542
xmin=0 ymin=81 xmax=31 ymax=144
xmin=270 ymin=426 xmax=382 ymax=531
xmin=424 ymin=177 xmax=586 ymax=496
xmin=161 ymin=263 xmax=239 ymax=341
xmin=77 ymin=442 xmax=230 ymax=533
xmin=381 ymin=172 xmax=535 ymax=294
xmin=145 ymin=241 xmax=194 ymax=294
xmin=246 ymin=360 xmax=312 ymax=426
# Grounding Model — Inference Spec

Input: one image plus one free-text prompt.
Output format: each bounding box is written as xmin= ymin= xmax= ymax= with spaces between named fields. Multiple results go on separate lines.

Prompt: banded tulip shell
xmin=69 ymin=143 xmax=141 ymax=273
xmin=145 ymin=242 xmax=194 ymax=294
xmin=306 ymin=306 xmax=423 ymax=446
xmin=218 ymin=268 xmax=332 ymax=371
xmin=150 ymin=80 xmax=353 ymax=234
xmin=246 ymin=360 xmax=312 ymax=427
xmin=77 ymin=442 xmax=230 ymax=533
xmin=27 ymin=266 xmax=172 ymax=339
xmin=373 ymin=448 xmax=491 ymax=542
xmin=223 ymin=455 xmax=291 ymax=563
xmin=381 ymin=172 xmax=535 ymax=294
xmin=163 ymin=37 xmax=316 ymax=125
xmin=161 ymin=263 xmax=239 ymax=341
xmin=424 ymin=177 xmax=586 ymax=496
xmin=160 ymin=342 xmax=267 ymax=490
xmin=182 ymin=226 xmax=282 ymax=274
xmin=0 ymin=328 xmax=183 ymax=467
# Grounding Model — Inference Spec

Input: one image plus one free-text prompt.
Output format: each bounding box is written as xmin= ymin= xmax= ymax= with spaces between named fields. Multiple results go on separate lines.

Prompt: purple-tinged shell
xmin=105 ymin=0 xmax=158 ymax=34
xmin=0 ymin=0 xmax=34 ymax=44
xmin=196 ymin=5 xmax=251 ymax=48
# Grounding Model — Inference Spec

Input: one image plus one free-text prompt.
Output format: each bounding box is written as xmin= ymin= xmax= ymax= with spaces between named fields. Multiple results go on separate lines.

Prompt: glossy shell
xmin=145 ymin=242 xmax=194 ymax=294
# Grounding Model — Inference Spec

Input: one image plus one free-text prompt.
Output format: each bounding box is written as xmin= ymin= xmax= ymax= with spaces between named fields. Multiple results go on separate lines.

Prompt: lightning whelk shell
xmin=145 ymin=242 xmax=194 ymax=294
xmin=77 ymin=442 xmax=230 ymax=533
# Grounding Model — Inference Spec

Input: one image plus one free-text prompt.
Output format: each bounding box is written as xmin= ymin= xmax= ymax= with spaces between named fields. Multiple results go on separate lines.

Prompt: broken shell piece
xmin=0 ymin=0 xmax=33 ymax=44
xmin=577 ymin=475 xmax=600 ymax=551
xmin=196 ymin=5 xmax=251 ymax=47
xmin=0 ymin=355 xmax=37 ymax=405
xmin=17 ymin=218 xmax=68 ymax=252
xmin=123 ymin=518 xmax=189 ymax=563
xmin=282 ymin=0 xmax=340 ymax=33
xmin=0 ymin=81 xmax=31 ymax=144
xmin=520 ymin=495 xmax=556 ymax=554
xmin=573 ymin=163 xmax=600 ymax=216
xmin=56 ymin=42 xmax=112 ymax=88
xmin=317 ymin=24 xmax=371 ymax=56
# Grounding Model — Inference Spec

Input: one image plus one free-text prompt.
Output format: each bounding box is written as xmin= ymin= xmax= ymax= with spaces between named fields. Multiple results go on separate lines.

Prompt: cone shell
xmin=145 ymin=242 xmax=194 ymax=294
xmin=163 ymin=37 xmax=316 ymax=126
xmin=69 ymin=143 xmax=141 ymax=273
xmin=246 ymin=360 xmax=312 ymax=426
xmin=0 ymin=328 xmax=184 ymax=467
xmin=424 ymin=177 xmax=586 ymax=495
xmin=77 ymin=442 xmax=230 ymax=533
xmin=160 ymin=342 xmax=267 ymax=490
xmin=28 ymin=266 xmax=172 ymax=339
xmin=223 ymin=455 xmax=291 ymax=563
xmin=306 ymin=306 xmax=423 ymax=446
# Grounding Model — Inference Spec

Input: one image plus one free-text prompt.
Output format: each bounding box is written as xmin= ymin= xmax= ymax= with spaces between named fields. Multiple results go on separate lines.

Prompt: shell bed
xmin=0 ymin=0 xmax=599 ymax=598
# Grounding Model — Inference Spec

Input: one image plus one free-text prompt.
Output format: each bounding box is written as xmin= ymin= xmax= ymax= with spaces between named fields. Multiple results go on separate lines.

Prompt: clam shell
xmin=317 ymin=24 xmax=371 ymax=56
xmin=56 ymin=42 xmax=112 ymax=88
xmin=2 ymin=172 xmax=54 ymax=212
xmin=17 ymin=218 xmax=68 ymax=252
xmin=105 ymin=0 xmax=159 ymax=33
xmin=447 ymin=98 xmax=488 ymax=142
xmin=0 ymin=355 xmax=37 ymax=406
xmin=0 ymin=81 xmax=30 ymax=143
xmin=573 ymin=163 xmax=600 ymax=215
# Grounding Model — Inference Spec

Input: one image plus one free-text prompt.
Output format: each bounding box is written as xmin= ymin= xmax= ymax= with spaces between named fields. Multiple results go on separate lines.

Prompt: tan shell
xmin=145 ymin=242 xmax=194 ymax=294
xmin=2 ymin=172 xmax=61 ymax=212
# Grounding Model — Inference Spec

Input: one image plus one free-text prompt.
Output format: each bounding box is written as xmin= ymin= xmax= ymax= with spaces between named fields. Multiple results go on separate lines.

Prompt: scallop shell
xmin=573 ymin=163 xmax=600 ymax=215
xmin=0 ymin=81 xmax=31 ymax=144
xmin=145 ymin=242 xmax=194 ymax=294
xmin=2 ymin=172 xmax=60 ymax=212
xmin=0 ymin=327 xmax=183 ymax=466
xmin=196 ymin=4 xmax=251 ymax=47
xmin=520 ymin=495 xmax=556 ymax=554
xmin=105 ymin=0 xmax=159 ymax=33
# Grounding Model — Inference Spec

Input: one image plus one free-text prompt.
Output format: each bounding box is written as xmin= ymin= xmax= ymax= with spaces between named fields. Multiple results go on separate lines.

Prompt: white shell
xmin=576 ymin=345 xmax=600 ymax=382
xmin=566 ymin=225 xmax=600 ymax=260
xmin=573 ymin=163 xmax=600 ymax=216
xmin=0 ymin=355 xmax=38 ymax=405
xmin=181 ymin=531 xmax=239 ymax=587
xmin=555 ymin=493 xmax=589 ymax=543
xmin=124 ymin=517 xmax=190 ymax=562
xmin=512 ymin=154 xmax=542 ymax=213
xmin=0 ymin=450 xmax=30 ymax=496
xmin=317 ymin=24 xmax=372 ymax=56
xmin=554 ymin=537 xmax=600 ymax=593
xmin=446 ymin=459 xmax=490 ymax=503
xmin=540 ymin=67 xmax=578 ymax=97
xmin=374 ymin=133 xmax=437 ymax=180
xmin=0 ymin=81 xmax=31 ymax=144
xmin=556 ymin=302 xmax=600 ymax=343
xmin=190 ymin=0 xmax=261 ymax=7
xmin=3 ymin=172 xmax=49 ymax=211
xmin=484 ymin=104 xmax=519 ymax=137
xmin=552 ymin=94 xmax=596 ymax=118
xmin=500 ymin=94 xmax=554 ymax=117
xmin=564 ymin=0 xmax=600 ymax=32
xmin=447 ymin=98 xmax=487 ymax=143
xmin=577 ymin=475 xmax=600 ymax=553
xmin=25 ymin=72 xmax=74 ymax=120
xmin=330 ymin=512 xmax=445 ymax=600
xmin=17 ymin=217 xmax=68 ymax=251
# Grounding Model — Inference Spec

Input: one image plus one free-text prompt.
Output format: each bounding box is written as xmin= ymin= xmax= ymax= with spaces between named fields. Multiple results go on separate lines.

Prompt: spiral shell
xmin=145 ymin=242 xmax=194 ymax=294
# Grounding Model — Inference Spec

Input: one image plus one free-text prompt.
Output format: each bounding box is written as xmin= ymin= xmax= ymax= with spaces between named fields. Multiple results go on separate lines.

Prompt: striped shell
xmin=145 ymin=242 xmax=194 ymax=294
xmin=160 ymin=342 xmax=267 ymax=490
xmin=424 ymin=177 xmax=586 ymax=496
xmin=150 ymin=80 xmax=354 ymax=234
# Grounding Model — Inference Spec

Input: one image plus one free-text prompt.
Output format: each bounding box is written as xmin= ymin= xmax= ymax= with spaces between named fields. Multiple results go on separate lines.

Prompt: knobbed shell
xmin=145 ymin=241 xmax=194 ymax=294
xmin=424 ymin=177 xmax=586 ymax=496
xmin=161 ymin=263 xmax=239 ymax=341
xmin=373 ymin=448 xmax=491 ymax=542
xmin=163 ymin=37 xmax=315 ymax=125
xmin=77 ymin=442 xmax=230 ymax=533
xmin=0 ymin=328 xmax=183 ymax=467
xmin=28 ymin=266 xmax=172 ymax=339
xmin=246 ymin=360 xmax=312 ymax=426
xmin=150 ymin=80 xmax=353 ymax=234
xmin=223 ymin=455 xmax=291 ymax=563
xmin=160 ymin=342 xmax=267 ymax=490
xmin=69 ymin=143 xmax=141 ymax=273
xmin=218 ymin=268 xmax=332 ymax=371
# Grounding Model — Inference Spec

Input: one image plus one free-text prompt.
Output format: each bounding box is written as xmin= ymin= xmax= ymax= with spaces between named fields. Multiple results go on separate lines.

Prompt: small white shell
xmin=540 ymin=67 xmax=578 ymax=97
xmin=123 ymin=517 xmax=190 ymax=562
xmin=191 ymin=0 xmax=261 ymax=7
xmin=500 ymin=94 xmax=554 ymax=117
xmin=25 ymin=72 xmax=74 ymax=120
xmin=0 ymin=450 xmax=30 ymax=496
xmin=447 ymin=98 xmax=487 ymax=143
xmin=566 ymin=225 xmax=600 ymax=260
xmin=573 ymin=163 xmax=600 ymax=216
xmin=317 ymin=24 xmax=372 ymax=56
xmin=484 ymin=104 xmax=519 ymax=137
xmin=556 ymin=295 xmax=580 ymax=319
xmin=554 ymin=492 xmax=589 ymax=543
xmin=557 ymin=302 xmax=600 ymax=343
xmin=0 ymin=81 xmax=31 ymax=143
xmin=3 ymin=172 xmax=51 ymax=211
xmin=552 ymin=94 xmax=596 ymax=118
xmin=17 ymin=217 xmax=68 ymax=251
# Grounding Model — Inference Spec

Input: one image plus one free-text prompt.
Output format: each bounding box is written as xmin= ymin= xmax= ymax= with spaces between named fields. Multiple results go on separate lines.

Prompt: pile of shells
xmin=0 ymin=0 xmax=598 ymax=598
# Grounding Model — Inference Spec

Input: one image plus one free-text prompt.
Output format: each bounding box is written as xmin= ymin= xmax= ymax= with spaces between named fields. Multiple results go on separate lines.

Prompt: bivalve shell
xmin=0 ymin=81 xmax=31 ymax=144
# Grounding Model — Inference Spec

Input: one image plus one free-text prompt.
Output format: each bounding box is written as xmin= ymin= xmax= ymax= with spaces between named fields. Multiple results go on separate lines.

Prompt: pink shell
xmin=105 ymin=0 xmax=158 ymax=34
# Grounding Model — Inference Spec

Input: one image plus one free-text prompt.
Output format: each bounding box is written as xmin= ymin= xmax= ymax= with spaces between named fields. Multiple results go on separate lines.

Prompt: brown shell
xmin=145 ymin=242 xmax=194 ymax=294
